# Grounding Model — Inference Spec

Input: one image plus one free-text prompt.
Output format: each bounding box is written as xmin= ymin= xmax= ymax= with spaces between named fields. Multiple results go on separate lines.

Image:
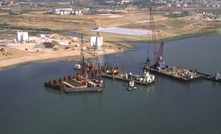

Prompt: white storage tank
xmin=21 ymin=32 xmax=29 ymax=42
xmin=17 ymin=31 xmax=23 ymax=43
xmin=96 ymin=36 xmax=103 ymax=49
xmin=90 ymin=36 xmax=96 ymax=49
xmin=75 ymin=10 xmax=79 ymax=15
xmin=90 ymin=36 xmax=103 ymax=50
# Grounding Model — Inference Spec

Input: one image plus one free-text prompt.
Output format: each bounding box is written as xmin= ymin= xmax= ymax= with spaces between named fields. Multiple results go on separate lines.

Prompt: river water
xmin=0 ymin=35 xmax=221 ymax=134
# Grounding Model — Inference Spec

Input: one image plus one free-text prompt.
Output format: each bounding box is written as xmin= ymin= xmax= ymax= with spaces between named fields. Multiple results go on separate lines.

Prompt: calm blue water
xmin=0 ymin=35 xmax=221 ymax=134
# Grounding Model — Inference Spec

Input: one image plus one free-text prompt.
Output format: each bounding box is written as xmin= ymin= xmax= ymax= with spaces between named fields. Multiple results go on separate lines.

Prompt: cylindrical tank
xmin=75 ymin=10 xmax=79 ymax=15
xmin=90 ymin=36 xmax=96 ymax=48
xmin=21 ymin=32 xmax=28 ymax=42
xmin=17 ymin=31 xmax=22 ymax=43
xmin=96 ymin=36 xmax=103 ymax=49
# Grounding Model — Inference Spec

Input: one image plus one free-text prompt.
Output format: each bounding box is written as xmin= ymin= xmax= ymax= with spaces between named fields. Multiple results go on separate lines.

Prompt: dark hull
xmin=44 ymin=75 xmax=103 ymax=93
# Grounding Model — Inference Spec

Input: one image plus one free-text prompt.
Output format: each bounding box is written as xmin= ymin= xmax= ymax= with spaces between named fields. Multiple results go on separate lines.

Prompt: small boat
xmin=74 ymin=63 xmax=81 ymax=70
xmin=205 ymin=72 xmax=221 ymax=82
xmin=210 ymin=72 xmax=221 ymax=80
xmin=127 ymin=79 xmax=136 ymax=91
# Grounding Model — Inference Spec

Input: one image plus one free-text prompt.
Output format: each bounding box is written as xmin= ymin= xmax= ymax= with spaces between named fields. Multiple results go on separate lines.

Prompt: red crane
xmin=148 ymin=7 xmax=164 ymax=65
xmin=149 ymin=7 xmax=158 ymax=63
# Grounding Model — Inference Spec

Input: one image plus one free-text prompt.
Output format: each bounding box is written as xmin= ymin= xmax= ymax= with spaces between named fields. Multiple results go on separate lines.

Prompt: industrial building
xmin=52 ymin=8 xmax=82 ymax=15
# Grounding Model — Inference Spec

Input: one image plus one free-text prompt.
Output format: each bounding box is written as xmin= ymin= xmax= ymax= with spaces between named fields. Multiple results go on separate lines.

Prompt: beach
xmin=0 ymin=37 xmax=132 ymax=70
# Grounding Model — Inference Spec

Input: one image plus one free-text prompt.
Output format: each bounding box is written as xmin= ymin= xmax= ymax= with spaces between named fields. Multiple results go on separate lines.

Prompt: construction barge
xmin=74 ymin=57 xmax=155 ymax=86
xmin=44 ymin=55 xmax=104 ymax=93
xmin=143 ymin=64 xmax=202 ymax=82
xmin=102 ymin=70 xmax=155 ymax=85
xmin=44 ymin=75 xmax=104 ymax=93
xmin=143 ymin=40 xmax=202 ymax=82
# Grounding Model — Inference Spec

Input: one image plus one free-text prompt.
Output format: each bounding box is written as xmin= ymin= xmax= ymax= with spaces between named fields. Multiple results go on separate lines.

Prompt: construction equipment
xmin=149 ymin=7 xmax=158 ymax=63
xmin=0 ymin=48 xmax=5 ymax=52
xmin=147 ymin=7 xmax=164 ymax=65
xmin=44 ymin=32 xmax=53 ymax=43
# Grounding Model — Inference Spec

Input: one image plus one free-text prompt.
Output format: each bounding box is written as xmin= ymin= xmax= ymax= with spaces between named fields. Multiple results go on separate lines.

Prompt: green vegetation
xmin=163 ymin=30 xmax=217 ymax=42
xmin=164 ymin=14 xmax=189 ymax=18
xmin=0 ymin=23 xmax=10 ymax=27
xmin=0 ymin=23 xmax=53 ymax=32
xmin=123 ymin=30 xmax=217 ymax=44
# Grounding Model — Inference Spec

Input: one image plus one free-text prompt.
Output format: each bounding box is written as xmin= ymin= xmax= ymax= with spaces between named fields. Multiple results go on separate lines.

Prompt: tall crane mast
xmin=148 ymin=7 xmax=164 ymax=64
xmin=149 ymin=7 xmax=158 ymax=64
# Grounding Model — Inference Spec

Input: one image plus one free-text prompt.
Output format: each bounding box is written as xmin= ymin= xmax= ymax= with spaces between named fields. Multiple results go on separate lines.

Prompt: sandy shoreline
xmin=0 ymin=42 xmax=130 ymax=71
xmin=0 ymin=52 xmax=79 ymax=70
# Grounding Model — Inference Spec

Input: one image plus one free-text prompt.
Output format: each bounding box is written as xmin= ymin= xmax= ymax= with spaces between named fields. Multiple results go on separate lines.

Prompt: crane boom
xmin=156 ymin=42 xmax=164 ymax=63
xmin=149 ymin=7 xmax=158 ymax=64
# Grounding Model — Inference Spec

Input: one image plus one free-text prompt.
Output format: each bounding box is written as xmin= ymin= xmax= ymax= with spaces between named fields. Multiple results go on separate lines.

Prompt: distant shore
xmin=0 ymin=29 xmax=220 ymax=71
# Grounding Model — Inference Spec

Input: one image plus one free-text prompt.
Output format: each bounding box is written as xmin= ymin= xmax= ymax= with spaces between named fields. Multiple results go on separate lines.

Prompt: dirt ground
xmin=0 ymin=33 xmax=131 ymax=70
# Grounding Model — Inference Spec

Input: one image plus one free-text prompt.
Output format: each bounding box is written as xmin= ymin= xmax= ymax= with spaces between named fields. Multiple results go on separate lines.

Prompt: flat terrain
xmin=0 ymin=11 xmax=220 ymax=70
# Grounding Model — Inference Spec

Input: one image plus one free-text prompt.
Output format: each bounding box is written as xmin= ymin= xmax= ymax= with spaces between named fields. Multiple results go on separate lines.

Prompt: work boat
xmin=142 ymin=70 xmax=155 ymax=83
xmin=125 ymin=70 xmax=155 ymax=85
xmin=127 ymin=79 xmax=136 ymax=91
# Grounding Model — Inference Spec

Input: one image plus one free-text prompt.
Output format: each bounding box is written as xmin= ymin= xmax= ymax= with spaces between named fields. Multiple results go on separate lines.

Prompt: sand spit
xmin=92 ymin=27 xmax=152 ymax=35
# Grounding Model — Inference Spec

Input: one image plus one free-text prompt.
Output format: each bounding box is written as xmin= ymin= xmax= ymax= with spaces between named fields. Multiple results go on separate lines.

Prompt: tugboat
xmin=127 ymin=79 xmax=136 ymax=91
xmin=210 ymin=72 xmax=221 ymax=80
xmin=205 ymin=72 xmax=221 ymax=82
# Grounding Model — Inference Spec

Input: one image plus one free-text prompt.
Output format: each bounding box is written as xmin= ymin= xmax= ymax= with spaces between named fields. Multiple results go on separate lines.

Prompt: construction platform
xmin=44 ymin=75 xmax=103 ymax=93
xmin=143 ymin=65 xmax=202 ymax=82
xmin=102 ymin=72 xmax=155 ymax=85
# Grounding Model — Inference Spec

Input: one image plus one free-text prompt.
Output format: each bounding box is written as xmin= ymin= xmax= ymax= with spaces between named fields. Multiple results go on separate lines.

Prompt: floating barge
xmin=44 ymin=55 xmax=104 ymax=93
xmin=44 ymin=75 xmax=103 ymax=93
xmin=143 ymin=64 xmax=202 ymax=82
xmin=74 ymin=60 xmax=155 ymax=86
xmin=102 ymin=70 xmax=155 ymax=85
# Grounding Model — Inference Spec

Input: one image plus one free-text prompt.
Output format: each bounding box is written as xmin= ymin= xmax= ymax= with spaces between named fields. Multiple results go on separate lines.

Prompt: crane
xmin=149 ymin=6 xmax=158 ymax=63
xmin=147 ymin=7 xmax=164 ymax=65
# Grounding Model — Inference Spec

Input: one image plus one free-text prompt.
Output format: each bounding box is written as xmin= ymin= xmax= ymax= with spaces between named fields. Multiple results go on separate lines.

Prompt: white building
xmin=52 ymin=8 xmax=83 ymax=15
xmin=17 ymin=31 xmax=29 ymax=43
xmin=53 ymin=8 xmax=72 ymax=15
xmin=90 ymin=36 xmax=103 ymax=50
xmin=36 ymin=34 xmax=46 ymax=38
